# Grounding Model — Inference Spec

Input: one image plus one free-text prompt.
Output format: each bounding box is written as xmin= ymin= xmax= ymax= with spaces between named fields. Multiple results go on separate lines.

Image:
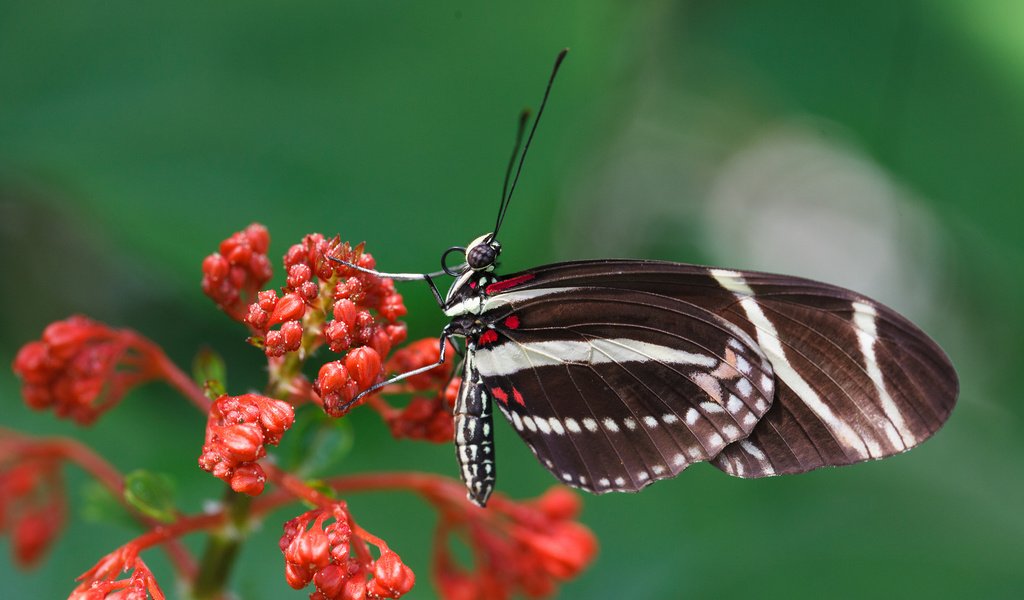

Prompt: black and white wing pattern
xmin=468 ymin=286 xmax=777 ymax=495
xmin=454 ymin=260 xmax=957 ymax=497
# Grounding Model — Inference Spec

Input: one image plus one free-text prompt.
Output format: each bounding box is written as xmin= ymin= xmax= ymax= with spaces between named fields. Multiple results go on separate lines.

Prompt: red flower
xmin=377 ymin=339 xmax=458 ymax=442
xmin=72 ymin=546 xmax=165 ymax=600
xmin=201 ymin=223 xmax=273 ymax=322
xmin=385 ymin=377 xmax=461 ymax=443
xmin=433 ymin=486 xmax=598 ymax=599
xmin=314 ymin=361 xmax=359 ymax=418
xmin=198 ymin=394 xmax=295 ymax=496
xmin=11 ymin=316 xmax=166 ymax=425
xmin=0 ymin=451 xmax=65 ymax=569
xmin=6 ymin=224 xmax=601 ymax=599
xmin=280 ymin=503 xmax=415 ymax=599
xmin=385 ymin=338 xmax=454 ymax=392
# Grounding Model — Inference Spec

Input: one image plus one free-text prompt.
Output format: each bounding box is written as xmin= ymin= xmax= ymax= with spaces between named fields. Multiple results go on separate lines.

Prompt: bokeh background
xmin=2 ymin=1 xmax=1021 ymax=598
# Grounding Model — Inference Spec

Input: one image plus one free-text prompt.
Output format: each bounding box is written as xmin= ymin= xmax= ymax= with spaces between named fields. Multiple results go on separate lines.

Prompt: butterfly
xmin=334 ymin=50 xmax=958 ymax=507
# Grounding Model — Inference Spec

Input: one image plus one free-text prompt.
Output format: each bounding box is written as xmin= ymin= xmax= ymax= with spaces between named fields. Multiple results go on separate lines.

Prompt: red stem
xmin=150 ymin=345 xmax=212 ymax=413
xmin=127 ymin=331 xmax=211 ymax=413
xmin=11 ymin=436 xmax=197 ymax=579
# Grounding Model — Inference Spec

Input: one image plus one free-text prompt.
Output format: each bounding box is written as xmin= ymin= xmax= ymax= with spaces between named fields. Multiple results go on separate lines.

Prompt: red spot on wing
xmin=469 ymin=281 xmax=477 ymax=289
xmin=512 ymin=387 xmax=525 ymax=406
xmin=504 ymin=315 xmax=520 ymax=329
xmin=485 ymin=273 xmax=535 ymax=294
xmin=478 ymin=329 xmax=498 ymax=345
xmin=492 ymin=387 xmax=508 ymax=404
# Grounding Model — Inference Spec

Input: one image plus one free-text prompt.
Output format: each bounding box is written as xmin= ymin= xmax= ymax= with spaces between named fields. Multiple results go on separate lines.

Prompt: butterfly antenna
xmin=497 ymin=108 xmax=532 ymax=228
xmin=493 ymin=48 xmax=569 ymax=239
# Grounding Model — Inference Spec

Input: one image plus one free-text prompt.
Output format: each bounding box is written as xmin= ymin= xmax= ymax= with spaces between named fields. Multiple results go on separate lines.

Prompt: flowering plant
xmin=5 ymin=223 xmax=597 ymax=599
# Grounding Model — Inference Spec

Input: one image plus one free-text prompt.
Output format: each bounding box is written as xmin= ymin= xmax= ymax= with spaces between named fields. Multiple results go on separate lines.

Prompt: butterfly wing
xmin=470 ymin=285 xmax=776 ymax=493
xmin=475 ymin=260 xmax=957 ymax=485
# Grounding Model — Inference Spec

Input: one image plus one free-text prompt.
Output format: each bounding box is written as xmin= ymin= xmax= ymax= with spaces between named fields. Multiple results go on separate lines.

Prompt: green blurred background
xmin=2 ymin=1 xmax=1021 ymax=598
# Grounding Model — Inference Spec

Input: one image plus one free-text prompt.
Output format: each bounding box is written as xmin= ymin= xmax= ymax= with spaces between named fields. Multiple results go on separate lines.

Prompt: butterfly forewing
xmin=707 ymin=269 xmax=958 ymax=477
xmin=467 ymin=286 xmax=776 ymax=493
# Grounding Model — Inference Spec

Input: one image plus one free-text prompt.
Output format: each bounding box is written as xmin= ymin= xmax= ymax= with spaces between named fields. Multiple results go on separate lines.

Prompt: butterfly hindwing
xmin=468 ymin=286 xmax=776 ymax=493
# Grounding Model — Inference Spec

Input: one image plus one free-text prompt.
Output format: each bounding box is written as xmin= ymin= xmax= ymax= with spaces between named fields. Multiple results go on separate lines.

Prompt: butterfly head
xmin=465 ymin=233 xmax=501 ymax=272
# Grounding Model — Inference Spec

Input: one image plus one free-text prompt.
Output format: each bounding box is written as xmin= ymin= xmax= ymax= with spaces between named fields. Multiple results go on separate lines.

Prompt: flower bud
xmin=219 ymin=422 xmax=265 ymax=462
xmin=370 ymin=549 xmax=415 ymax=598
xmin=345 ymin=347 xmax=381 ymax=391
xmin=229 ymin=463 xmax=266 ymax=496
xmin=13 ymin=508 xmax=62 ymax=567
xmin=269 ymin=293 xmax=306 ymax=327
xmin=313 ymin=563 xmax=348 ymax=598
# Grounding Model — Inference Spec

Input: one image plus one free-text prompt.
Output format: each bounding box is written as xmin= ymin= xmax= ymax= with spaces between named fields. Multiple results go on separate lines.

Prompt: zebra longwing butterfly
xmin=337 ymin=50 xmax=958 ymax=507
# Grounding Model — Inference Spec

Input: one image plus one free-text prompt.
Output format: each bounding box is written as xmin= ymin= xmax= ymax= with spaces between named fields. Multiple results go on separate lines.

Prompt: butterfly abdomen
xmin=453 ymin=351 xmax=496 ymax=506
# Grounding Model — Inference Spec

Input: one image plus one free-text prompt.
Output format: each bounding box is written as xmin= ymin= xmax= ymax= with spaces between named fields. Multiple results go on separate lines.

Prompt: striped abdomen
xmin=453 ymin=351 xmax=495 ymax=506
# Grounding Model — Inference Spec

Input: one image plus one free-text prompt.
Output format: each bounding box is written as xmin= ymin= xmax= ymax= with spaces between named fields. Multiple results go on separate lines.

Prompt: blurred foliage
xmin=1 ymin=1 xmax=1021 ymax=598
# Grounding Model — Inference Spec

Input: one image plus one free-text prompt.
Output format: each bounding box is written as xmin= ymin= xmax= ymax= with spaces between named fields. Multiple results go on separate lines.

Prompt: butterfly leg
xmin=335 ymin=326 xmax=453 ymax=411
xmin=325 ymin=254 xmax=447 ymax=307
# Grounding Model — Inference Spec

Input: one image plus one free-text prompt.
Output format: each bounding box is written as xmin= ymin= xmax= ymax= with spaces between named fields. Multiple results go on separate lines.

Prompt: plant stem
xmin=191 ymin=487 xmax=253 ymax=599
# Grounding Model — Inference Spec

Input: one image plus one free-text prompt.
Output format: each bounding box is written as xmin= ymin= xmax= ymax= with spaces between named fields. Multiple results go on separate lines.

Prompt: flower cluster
xmin=198 ymin=393 xmax=295 ymax=496
xmin=6 ymin=222 xmax=599 ymax=599
xmin=11 ymin=316 xmax=165 ymax=425
xmin=71 ymin=546 xmax=164 ymax=600
xmin=201 ymin=223 xmax=273 ymax=322
xmin=434 ymin=487 xmax=598 ymax=599
xmin=309 ymin=238 xmax=408 ymax=416
xmin=0 ymin=435 xmax=65 ymax=568
xmin=280 ymin=503 xmax=414 ymax=599
xmin=378 ymin=339 xmax=459 ymax=443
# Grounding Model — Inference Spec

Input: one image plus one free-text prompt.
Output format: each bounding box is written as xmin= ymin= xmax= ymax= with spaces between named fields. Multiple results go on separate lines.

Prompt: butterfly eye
xmin=466 ymin=241 xmax=500 ymax=271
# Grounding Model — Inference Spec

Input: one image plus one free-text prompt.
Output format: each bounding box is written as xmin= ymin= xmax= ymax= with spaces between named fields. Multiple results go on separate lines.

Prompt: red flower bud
xmin=287 ymin=263 xmax=313 ymax=289
xmin=332 ymin=299 xmax=358 ymax=328
xmin=243 ymin=223 xmax=270 ymax=253
xmin=289 ymin=525 xmax=330 ymax=569
xmin=286 ymin=561 xmax=313 ymax=590
xmin=341 ymin=575 xmax=367 ymax=600
xmin=317 ymin=361 xmax=350 ymax=392
xmin=265 ymin=321 xmax=304 ymax=357
xmin=367 ymin=328 xmax=393 ymax=359
xmin=257 ymin=397 xmax=296 ymax=441
xmin=13 ymin=508 xmax=62 ymax=568
xmin=370 ymin=549 xmax=415 ymax=598
xmin=534 ymin=486 xmax=583 ymax=521
xmin=324 ymin=321 xmax=352 ymax=353
xmin=219 ymin=422 xmax=265 ymax=462
xmin=345 ymin=347 xmax=381 ymax=391
xmin=315 ymin=361 xmax=359 ymax=417
xmin=313 ymin=563 xmax=347 ymax=598
xmin=229 ymin=463 xmax=266 ymax=496
xmin=202 ymin=253 xmax=229 ymax=279
xmin=245 ymin=303 xmax=270 ymax=330
xmin=517 ymin=522 xmax=597 ymax=579
xmin=12 ymin=341 xmax=49 ymax=386
xmin=257 ymin=289 xmax=279 ymax=312
xmin=269 ymin=293 xmax=306 ymax=327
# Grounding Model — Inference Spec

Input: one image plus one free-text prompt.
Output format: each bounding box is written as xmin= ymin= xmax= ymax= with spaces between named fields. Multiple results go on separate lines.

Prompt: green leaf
xmin=280 ymin=408 xmax=355 ymax=478
xmin=192 ymin=346 xmax=227 ymax=399
xmin=80 ymin=481 xmax=137 ymax=530
xmin=303 ymin=479 xmax=339 ymax=503
xmin=123 ymin=470 xmax=178 ymax=523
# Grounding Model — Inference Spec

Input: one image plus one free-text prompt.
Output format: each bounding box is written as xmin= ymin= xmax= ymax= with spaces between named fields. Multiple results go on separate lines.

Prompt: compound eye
xmin=466 ymin=243 xmax=498 ymax=270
